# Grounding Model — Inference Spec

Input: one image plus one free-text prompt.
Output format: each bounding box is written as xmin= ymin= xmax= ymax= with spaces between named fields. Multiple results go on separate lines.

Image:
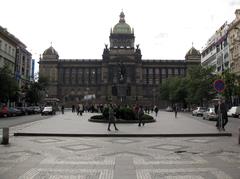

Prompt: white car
xmin=227 ymin=106 xmax=240 ymax=118
xmin=192 ymin=107 xmax=207 ymax=116
xmin=41 ymin=106 xmax=56 ymax=115
xmin=202 ymin=107 xmax=218 ymax=121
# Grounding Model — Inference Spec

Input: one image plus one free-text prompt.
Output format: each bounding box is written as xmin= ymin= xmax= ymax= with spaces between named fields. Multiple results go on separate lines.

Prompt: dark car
xmin=16 ymin=107 xmax=28 ymax=115
xmin=8 ymin=107 xmax=22 ymax=117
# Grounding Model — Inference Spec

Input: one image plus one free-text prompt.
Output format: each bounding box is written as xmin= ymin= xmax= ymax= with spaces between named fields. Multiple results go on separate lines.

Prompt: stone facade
xmin=39 ymin=12 xmax=200 ymax=107
xmin=228 ymin=9 xmax=240 ymax=75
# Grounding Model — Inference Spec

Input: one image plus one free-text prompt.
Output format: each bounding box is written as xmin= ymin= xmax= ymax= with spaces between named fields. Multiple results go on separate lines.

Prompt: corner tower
xmin=39 ymin=45 xmax=59 ymax=99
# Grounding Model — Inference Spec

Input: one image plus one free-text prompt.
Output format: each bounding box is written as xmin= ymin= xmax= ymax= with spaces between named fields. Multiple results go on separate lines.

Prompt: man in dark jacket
xmin=215 ymin=99 xmax=228 ymax=131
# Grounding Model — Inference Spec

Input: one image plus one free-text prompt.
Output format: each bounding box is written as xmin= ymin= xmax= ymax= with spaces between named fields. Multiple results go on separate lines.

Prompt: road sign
xmin=213 ymin=79 xmax=225 ymax=93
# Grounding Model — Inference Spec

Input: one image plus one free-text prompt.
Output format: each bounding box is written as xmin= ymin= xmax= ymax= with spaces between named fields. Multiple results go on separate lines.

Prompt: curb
xmin=14 ymin=132 xmax=232 ymax=137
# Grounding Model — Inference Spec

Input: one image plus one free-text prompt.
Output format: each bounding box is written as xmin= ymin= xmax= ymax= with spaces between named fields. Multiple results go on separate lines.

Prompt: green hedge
xmin=89 ymin=107 xmax=155 ymax=123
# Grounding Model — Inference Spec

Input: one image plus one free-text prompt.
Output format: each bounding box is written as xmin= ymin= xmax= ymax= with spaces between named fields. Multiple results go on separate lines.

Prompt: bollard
xmin=1 ymin=128 xmax=9 ymax=145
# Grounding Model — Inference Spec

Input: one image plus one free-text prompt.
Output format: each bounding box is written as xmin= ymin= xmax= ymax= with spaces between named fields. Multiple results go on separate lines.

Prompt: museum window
xmin=180 ymin=68 xmax=185 ymax=75
xmin=71 ymin=68 xmax=76 ymax=85
xmin=65 ymin=68 xmax=70 ymax=85
xmin=84 ymin=68 xmax=89 ymax=85
xmin=77 ymin=69 xmax=83 ymax=85
xmin=90 ymin=69 xmax=96 ymax=84
xmin=161 ymin=68 xmax=166 ymax=75
xmin=174 ymin=68 xmax=179 ymax=75
xmin=97 ymin=68 xmax=101 ymax=84
xmin=143 ymin=68 xmax=147 ymax=84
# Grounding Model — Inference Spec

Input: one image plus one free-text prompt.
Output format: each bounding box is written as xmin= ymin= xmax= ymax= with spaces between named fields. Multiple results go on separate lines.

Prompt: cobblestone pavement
xmin=0 ymin=111 xmax=240 ymax=179
xmin=0 ymin=136 xmax=240 ymax=179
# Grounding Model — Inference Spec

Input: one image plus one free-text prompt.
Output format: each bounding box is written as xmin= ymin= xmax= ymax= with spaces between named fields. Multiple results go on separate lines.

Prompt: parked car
xmin=8 ymin=107 xmax=22 ymax=117
xmin=41 ymin=106 xmax=56 ymax=115
xmin=202 ymin=107 xmax=218 ymax=121
xmin=192 ymin=107 xmax=207 ymax=116
xmin=165 ymin=106 xmax=173 ymax=112
xmin=227 ymin=106 xmax=240 ymax=118
xmin=16 ymin=107 xmax=29 ymax=115
xmin=32 ymin=106 xmax=41 ymax=114
xmin=0 ymin=106 xmax=10 ymax=117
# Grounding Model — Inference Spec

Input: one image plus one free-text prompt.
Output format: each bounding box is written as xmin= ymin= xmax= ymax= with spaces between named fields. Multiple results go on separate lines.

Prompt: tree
xmin=220 ymin=69 xmax=239 ymax=106
xmin=185 ymin=65 xmax=216 ymax=106
xmin=159 ymin=77 xmax=187 ymax=106
xmin=159 ymin=65 xmax=216 ymax=108
xmin=0 ymin=65 xmax=19 ymax=104
xmin=25 ymin=76 xmax=49 ymax=105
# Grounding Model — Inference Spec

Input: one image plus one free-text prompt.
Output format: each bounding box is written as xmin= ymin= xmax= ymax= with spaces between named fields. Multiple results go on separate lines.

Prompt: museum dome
xmin=185 ymin=46 xmax=200 ymax=57
xmin=112 ymin=11 xmax=132 ymax=34
xmin=43 ymin=46 xmax=59 ymax=56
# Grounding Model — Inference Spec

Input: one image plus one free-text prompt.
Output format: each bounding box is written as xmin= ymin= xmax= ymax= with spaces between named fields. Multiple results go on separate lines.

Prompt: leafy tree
xmin=25 ymin=76 xmax=49 ymax=105
xmin=185 ymin=65 xmax=216 ymax=106
xmin=0 ymin=65 xmax=19 ymax=103
xmin=159 ymin=77 xmax=187 ymax=106
xmin=220 ymin=69 xmax=239 ymax=106
xmin=159 ymin=65 xmax=216 ymax=108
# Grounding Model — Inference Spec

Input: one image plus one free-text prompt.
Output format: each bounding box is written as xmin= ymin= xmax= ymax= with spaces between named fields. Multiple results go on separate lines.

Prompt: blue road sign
xmin=214 ymin=79 xmax=225 ymax=93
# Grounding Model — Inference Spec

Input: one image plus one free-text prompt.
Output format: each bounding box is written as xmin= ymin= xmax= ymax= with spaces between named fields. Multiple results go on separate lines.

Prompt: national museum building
xmin=39 ymin=12 xmax=201 ymax=107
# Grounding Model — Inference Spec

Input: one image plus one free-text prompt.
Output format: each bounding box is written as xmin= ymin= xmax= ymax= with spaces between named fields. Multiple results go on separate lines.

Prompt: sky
xmin=1 ymin=0 xmax=240 ymax=71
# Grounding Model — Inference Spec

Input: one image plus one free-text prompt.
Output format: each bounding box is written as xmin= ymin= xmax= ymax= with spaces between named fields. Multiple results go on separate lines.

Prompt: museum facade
xmin=39 ymin=12 xmax=201 ymax=107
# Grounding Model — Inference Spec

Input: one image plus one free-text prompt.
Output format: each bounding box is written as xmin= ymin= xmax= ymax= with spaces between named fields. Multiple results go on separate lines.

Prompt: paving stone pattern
xmin=0 ymin=111 xmax=240 ymax=178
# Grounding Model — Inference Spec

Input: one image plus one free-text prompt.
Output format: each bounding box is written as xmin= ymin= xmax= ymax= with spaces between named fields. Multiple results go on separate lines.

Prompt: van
xmin=227 ymin=106 xmax=240 ymax=118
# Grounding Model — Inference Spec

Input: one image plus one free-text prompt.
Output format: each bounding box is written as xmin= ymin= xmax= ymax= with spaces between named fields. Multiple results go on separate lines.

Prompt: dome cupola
xmin=42 ymin=45 xmax=59 ymax=60
xmin=185 ymin=46 xmax=201 ymax=58
xmin=43 ymin=46 xmax=59 ymax=56
xmin=112 ymin=11 xmax=132 ymax=34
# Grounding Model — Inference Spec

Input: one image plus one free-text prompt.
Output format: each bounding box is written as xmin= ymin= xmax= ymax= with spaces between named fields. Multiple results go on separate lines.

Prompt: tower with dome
xmin=39 ymin=11 xmax=200 ymax=107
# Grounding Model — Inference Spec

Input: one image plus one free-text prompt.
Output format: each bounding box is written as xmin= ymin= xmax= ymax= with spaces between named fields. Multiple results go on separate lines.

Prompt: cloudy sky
xmin=1 ymin=0 xmax=240 ymax=66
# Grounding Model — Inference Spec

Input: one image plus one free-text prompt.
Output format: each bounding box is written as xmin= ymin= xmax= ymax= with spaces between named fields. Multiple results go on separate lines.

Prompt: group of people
xmin=61 ymin=103 xmax=84 ymax=115
xmin=107 ymin=104 xmax=149 ymax=131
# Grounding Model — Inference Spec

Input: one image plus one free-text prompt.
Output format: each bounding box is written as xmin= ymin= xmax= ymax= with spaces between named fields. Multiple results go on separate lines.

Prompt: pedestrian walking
xmin=72 ymin=105 xmax=75 ymax=113
xmin=107 ymin=104 xmax=118 ymax=131
xmin=76 ymin=105 xmax=80 ymax=115
xmin=173 ymin=104 xmax=178 ymax=118
xmin=215 ymin=98 xmax=228 ymax=131
xmin=61 ymin=105 xmax=64 ymax=114
xmin=154 ymin=105 xmax=159 ymax=117
xmin=79 ymin=103 xmax=84 ymax=116
xmin=138 ymin=106 xmax=145 ymax=127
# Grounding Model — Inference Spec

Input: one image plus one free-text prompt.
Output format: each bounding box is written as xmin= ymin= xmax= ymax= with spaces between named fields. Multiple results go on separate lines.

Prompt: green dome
xmin=112 ymin=11 xmax=132 ymax=34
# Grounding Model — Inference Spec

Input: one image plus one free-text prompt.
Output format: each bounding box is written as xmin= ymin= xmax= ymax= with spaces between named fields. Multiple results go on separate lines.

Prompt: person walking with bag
xmin=107 ymin=104 xmax=118 ymax=131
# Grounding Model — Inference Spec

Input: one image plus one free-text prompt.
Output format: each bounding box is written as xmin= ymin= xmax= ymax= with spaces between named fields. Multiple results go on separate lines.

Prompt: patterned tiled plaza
xmin=0 ymin=111 xmax=240 ymax=179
